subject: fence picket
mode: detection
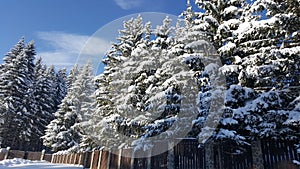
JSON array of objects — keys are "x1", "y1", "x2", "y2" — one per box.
[{"x1": 120, "y1": 148, "x2": 132, "y2": 169}]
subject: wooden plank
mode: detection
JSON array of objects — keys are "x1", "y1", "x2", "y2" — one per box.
[
  {"x1": 91, "y1": 151, "x2": 100, "y2": 169},
  {"x1": 27, "y1": 151, "x2": 42, "y2": 161},
  {"x1": 120, "y1": 148, "x2": 133, "y2": 169},
  {"x1": 51, "y1": 155, "x2": 55, "y2": 163},
  {"x1": 74, "y1": 153, "x2": 79, "y2": 164},
  {"x1": 97, "y1": 150, "x2": 103, "y2": 169},
  {"x1": 109, "y1": 149, "x2": 119, "y2": 169},
  {"x1": 99, "y1": 150, "x2": 109, "y2": 169},
  {"x1": 8, "y1": 150, "x2": 25, "y2": 159},
  {"x1": 55, "y1": 155, "x2": 59, "y2": 163},
  {"x1": 68, "y1": 154, "x2": 73, "y2": 164},
  {"x1": 44, "y1": 154, "x2": 52, "y2": 162},
  {"x1": 64, "y1": 154, "x2": 68, "y2": 164},
  {"x1": 79, "y1": 152, "x2": 85, "y2": 165},
  {"x1": 0, "y1": 152, "x2": 5, "y2": 160},
  {"x1": 57, "y1": 154, "x2": 61, "y2": 163}
]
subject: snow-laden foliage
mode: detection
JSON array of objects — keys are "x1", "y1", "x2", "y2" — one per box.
[
  {"x1": 186, "y1": 0, "x2": 300, "y2": 147},
  {"x1": 43, "y1": 62, "x2": 95, "y2": 152},
  {"x1": 76, "y1": 0, "x2": 300, "y2": 154},
  {"x1": 0, "y1": 38, "x2": 67, "y2": 151},
  {"x1": 87, "y1": 13, "x2": 225, "y2": 152},
  {"x1": 1, "y1": 0, "x2": 297, "y2": 158},
  {"x1": 0, "y1": 40, "x2": 38, "y2": 150}
]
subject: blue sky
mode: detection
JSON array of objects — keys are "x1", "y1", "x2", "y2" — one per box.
[{"x1": 0, "y1": 0, "x2": 186, "y2": 73}]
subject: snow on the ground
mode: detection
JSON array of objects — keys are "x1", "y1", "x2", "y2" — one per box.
[{"x1": 0, "y1": 158, "x2": 83, "y2": 169}]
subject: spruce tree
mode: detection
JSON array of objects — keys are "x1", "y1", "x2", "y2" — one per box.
[
  {"x1": 230, "y1": 0, "x2": 300, "y2": 142},
  {"x1": 43, "y1": 63, "x2": 95, "y2": 152},
  {"x1": 55, "y1": 68, "x2": 67, "y2": 108},
  {"x1": 0, "y1": 38, "x2": 26, "y2": 149},
  {"x1": 89, "y1": 15, "x2": 147, "y2": 149},
  {"x1": 0, "y1": 39, "x2": 37, "y2": 150},
  {"x1": 34, "y1": 58, "x2": 56, "y2": 150},
  {"x1": 66, "y1": 64, "x2": 79, "y2": 89}
]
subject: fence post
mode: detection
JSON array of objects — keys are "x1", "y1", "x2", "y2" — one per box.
[
  {"x1": 83, "y1": 151, "x2": 90, "y2": 168},
  {"x1": 53, "y1": 154, "x2": 56, "y2": 163},
  {"x1": 73, "y1": 153, "x2": 77, "y2": 164},
  {"x1": 97, "y1": 150, "x2": 103, "y2": 169},
  {"x1": 68, "y1": 153, "x2": 73, "y2": 164},
  {"x1": 90, "y1": 151, "x2": 95, "y2": 169},
  {"x1": 107, "y1": 151, "x2": 111, "y2": 169},
  {"x1": 40, "y1": 149, "x2": 45, "y2": 161},
  {"x1": 79, "y1": 152, "x2": 84, "y2": 165},
  {"x1": 167, "y1": 141, "x2": 174, "y2": 169},
  {"x1": 130, "y1": 150, "x2": 135, "y2": 169},
  {"x1": 51, "y1": 154, "x2": 54, "y2": 163},
  {"x1": 147, "y1": 150, "x2": 151, "y2": 169},
  {"x1": 4, "y1": 147, "x2": 10, "y2": 160},
  {"x1": 217, "y1": 143, "x2": 223, "y2": 169},
  {"x1": 205, "y1": 141, "x2": 215, "y2": 169},
  {"x1": 117, "y1": 149, "x2": 122, "y2": 169},
  {"x1": 60, "y1": 154, "x2": 63, "y2": 163},
  {"x1": 251, "y1": 139, "x2": 264, "y2": 169}
]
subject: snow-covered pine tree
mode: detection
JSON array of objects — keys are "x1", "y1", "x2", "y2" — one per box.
[
  {"x1": 173, "y1": 0, "x2": 247, "y2": 148},
  {"x1": 113, "y1": 16, "x2": 175, "y2": 141},
  {"x1": 55, "y1": 68, "x2": 67, "y2": 108},
  {"x1": 153, "y1": 16, "x2": 173, "y2": 49},
  {"x1": 43, "y1": 63, "x2": 95, "y2": 152},
  {"x1": 42, "y1": 64, "x2": 76, "y2": 152},
  {"x1": 66, "y1": 64, "x2": 79, "y2": 89},
  {"x1": 0, "y1": 39, "x2": 37, "y2": 150},
  {"x1": 0, "y1": 38, "x2": 26, "y2": 149},
  {"x1": 89, "y1": 15, "x2": 148, "y2": 149},
  {"x1": 230, "y1": 0, "x2": 300, "y2": 142},
  {"x1": 95, "y1": 15, "x2": 198, "y2": 152},
  {"x1": 42, "y1": 99, "x2": 71, "y2": 152},
  {"x1": 45, "y1": 66, "x2": 61, "y2": 113},
  {"x1": 21, "y1": 41, "x2": 42, "y2": 151},
  {"x1": 34, "y1": 58, "x2": 56, "y2": 150},
  {"x1": 69, "y1": 62, "x2": 96, "y2": 151}
]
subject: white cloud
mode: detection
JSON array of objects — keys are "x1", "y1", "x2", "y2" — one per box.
[
  {"x1": 114, "y1": 0, "x2": 143, "y2": 10},
  {"x1": 36, "y1": 31, "x2": 111, "y2": 72}
]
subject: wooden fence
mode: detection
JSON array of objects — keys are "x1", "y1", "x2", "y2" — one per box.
[
  {"x1": 0, "y1": 148, "x2": 52, "y2": 162},
  {"x1": 50, "y1": 139, "x2": 300, "y2": 169},
  {"x1": 0, "y1": 139, "x2": 298, "y2": 169}
]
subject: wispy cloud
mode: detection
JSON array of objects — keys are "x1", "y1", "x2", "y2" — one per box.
[
  {"x1": 114, "y1": 0, "x2": 143, "y2": 10},
  {"x1": 36, "y1": 31, "x2": 111, "y2": 72}
]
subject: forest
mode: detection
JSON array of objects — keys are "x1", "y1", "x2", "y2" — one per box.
[{"x1": 0, "y1": 0, "x2": 299, "y2": 166}]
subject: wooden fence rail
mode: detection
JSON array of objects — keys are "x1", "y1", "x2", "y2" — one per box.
[
  {"x1": 1, "y1": 139, "x2": 299, "y2": 169},
  {"x1": 51, "y1": 139, "x2": 300, "y2": 169}
]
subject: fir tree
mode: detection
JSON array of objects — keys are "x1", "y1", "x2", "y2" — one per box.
[
  {"x1": 0, "y1": 38, "x2": 26, "y2": 149},
  {"x1": 89, "y1": 15, "x2": 147, "y2": 149},
  {"x1": 43, "y1": 63, "x2": 95, "y2": 152},
  {"x1": 0, "y1": 39, "x2": 37, "y2": 150},
  {"x1": 230, "y1": 0, "x2": 300, "y2": 142},
  {"x1": 55, "y1": 68, "x2": 67, "y2": 108},
  {"x1": 66, "y1": 64, "x2": 79, "y2": 89},
  {"x1": 34, "y1": 58, "x2": 56, "y2": 150}
]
